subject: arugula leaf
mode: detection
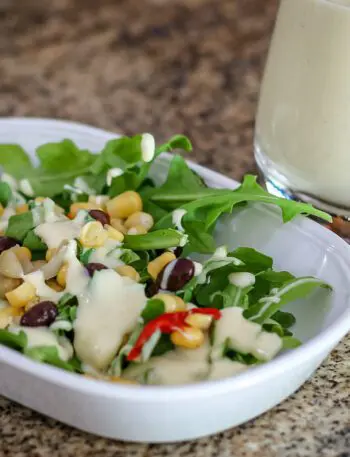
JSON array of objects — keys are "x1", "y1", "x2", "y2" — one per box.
[
  {"x1": 271, "y1": 310, "x2": 296, "y2": 329},
  {"x1": 0, "y1": 329, "x2": 27, "y2": 350},
  {"x1": 119, "y1": 249, "x2": 140, "y2": 265},
  {"x1": 123, "y1": 229, "x2": 185, "y2": 251},
  {"x1": 6, "y1": 211, "x2": 34, "y2": 242},
  {"x1": 24, "y1": 346, "x2": 79, "y2": 372},
  {"x1": 230, "y1": 248, "x2": 273, "y2": 273},
  {"x1": 0, "y1": 145, "x2": 33, "y2": 178},
  {"x1": 57, "y1": 294, "x2": 78, "y2": 322},
  {"x1": 36, "y1": 140, "x2": 95, "y2": 172},
  {"x1": 141, "y1": 299, "x2": 165, "y2": 323},
  {"x1": 245, "y1": 277, "x2": 331, "y2": 323},
  {"x1": 0, "y1": 182, "x2": 12, "y2": 207},
  {"x1": 282, "y1": 336, "x2": 302, "y2": 349},
  {"x1": 23, "y1": 230, "x2": 47, "y2": 251}
]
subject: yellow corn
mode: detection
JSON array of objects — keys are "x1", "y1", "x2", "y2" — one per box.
[
  {"x1": 147, "y1": 252, "x2": 176, "y2": 280},
  {"x1": 109, "y1": 376, "x2": 138, "y2": 385},
  {"x1": 13, "y1": 246, "x2": 32, "y2": 263},
  {"x1": 0, "y1": 276, "x2": 22, "y2": 299},
  {"x1": 0, "y1": 203, "x2": 4, "y2": 217},
  {"x1": 127, "y1": 225, "x2": 148, "y2": 235},
  {"x1": 46, "y1": 248, "x2": 58, "y2": 262},
  {"x1": 153, "y1": 293, "x2": 186, "y2": 313},
  {"x1": 46, "y1": 279, "x2": 64, "y2": 292},
  {"x1": 115, "y1": 265, "x2": 140, "y2": 282},
  {"x1": 170, "y1": 326, "x2": 204, "y2": 349},
  {"x1": 5, "y1": 282, "x2": 37, "y2": 308},
  {"x1": 0, "y1": 306, "x2": 21, "y2": 329},
  {"x1": 110, "y1": 218, "x2": 127, "y2": 234},
  {"x1": 105, "y1": 225, "x2": 124, "y2": 242},
  {"x1": 185, "y1": 313, "x2": 213, "y2": 330},
  {"x1": 57, "y1": 264, "x2": 68, "y2": 287},
  {"x1": 125, "y1": 212, "x2": 154, "y2": 231},
  {"x1": 79, "y1": 221, "x2": 108, "y2": 248},
  {"x1": 106, "y1": 191, "x2": 143, "y2": 219},
  {"x1": 69, "y1": 202, "x2": 102, "y2": 219},
  {"x1": 16, "y1": 204, "x2": 29, "y2": 214}
]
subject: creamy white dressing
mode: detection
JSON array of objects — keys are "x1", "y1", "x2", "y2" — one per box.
[
  {"x1": 50, "y1": 320, "x2": 73, "y2": 332},
  {"x1": 9, "y1": 325, "x2": 73, "y2": 361},
  {"x1": 74, "y1": 269, "x2": 147, "y2": 370},
  {"x1": 212, "y1": 307, "x2": 282, "y2": 362},
  {"x1": 172, "y1": 209, "x2": 187, "y2": 231},
  {"x1": 160, "y1": 260, "x2": 176, "y2": 290},
  {"x1": 88, "y1": 239, "x2": 124, "y2": 269},
  {"x1": 209, "y1": 359, "x2": 248, "y2": 380},
  {"x1": 140, "y1": 133, "x2": 155, "y2": 163},
  {"x1": 74, "y1": 177, "x2": 95, "y2": 195},
  {"x1": 106, "y1": 168, "x2": 124, "y2": 186},
  {"x1": 193, "y1": 261, "x2": 203, "y2": 277},
  {"x1": 23, "y1": 270, "x2": 63, "y2": 302},
  {"x1": 124, "y1": 339, "x2": 211, "y2": 385},
  {"x1": 19, "y1": 179, "x2": 34, "y2": 197},
  {"x1": 1, "y1": 173, "x2": 18, "y2": 191},
  {"x1": 64, "y1": 241, "x2": 90, "y2": 296},
  {"x1": 229, "y1": 272, "x2": 255, "y2": 288}
]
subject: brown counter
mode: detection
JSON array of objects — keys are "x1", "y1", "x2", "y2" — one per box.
[{"x1": 0, "y1": 1, "x2": 349, "y2": 455}]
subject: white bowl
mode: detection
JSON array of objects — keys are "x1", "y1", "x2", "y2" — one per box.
[{"x1": 0, "y1": 118, "x2": 350, "y2": 443}]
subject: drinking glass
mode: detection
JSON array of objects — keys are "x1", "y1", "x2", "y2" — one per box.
[{"x1": 255, "y1": 0, "x2": 350, "y2": 216}]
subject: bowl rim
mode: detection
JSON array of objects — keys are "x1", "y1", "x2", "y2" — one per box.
[{"x1": 1, "y1": 117, "x2": 350, "y2": 402}]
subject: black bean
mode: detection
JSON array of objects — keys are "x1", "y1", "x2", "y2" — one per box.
[
  {"x1": 157, "y1": 258, "x2": 195, "y2": 291},
  {"x1": 85, "y1": 262, "x2": 108, "y2": 277},
  {"x1": 0, "y1": 236, "x2": 19, "y2": 254},
  {"x1": 20, "y1": 301, "x2": 58, "y2": 327},
  {"x1": 145, "y1": 280, "x2": 159, "y2": 298},
  {"x1": 89, "y1": 209, "x2": 110, "y2": 226}
]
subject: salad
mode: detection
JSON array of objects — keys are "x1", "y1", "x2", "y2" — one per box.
[{"x1": 0, "y1": 134, "x2": 332, "y2": 385}]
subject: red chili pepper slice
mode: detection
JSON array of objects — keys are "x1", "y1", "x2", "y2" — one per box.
[{"x1": 127, "y1": 308, "x2": 221, "y2": 361}]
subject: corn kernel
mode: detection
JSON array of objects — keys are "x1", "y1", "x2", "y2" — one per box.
[
  {"x1": 0, "y1": 306, "x2": 21, "y2": 329},
  {"x1": 106, "y1": 191, "x2": 143, "y2": 219},
  {"x1": 0, "y1": 203, "x2": 4, "y2": 217},
  {"x1": 147, "y1": 252, "x2": 176, "y2": 280},
  {"x1": 170, "y1": 326, "x2": 204, "y2": 349},
  {"x1": 6, "y1": 282, "x2": 37, "y2": 308},
  {"x1": 185, "y1": 313, "x2": 213, "y2": 330},
  {"x1": 127, "y1": 225, "x2": 148, "y2": 235},
  {"x1": 13, "y1": 246, "x2": 32, "y2": 263},
  {"x1": 109, "y1": 376, "x2": 138, "y2": 385},
  {"x1": 0, "y1": 276, "x2": 22, "y2": 299},
  {"x1": 16, "y1": 204, "x2": 29, "y2": 214},
  {"x1": 110, "y1": 218, "x2": 127, "y2": 234},
  {"x1": 46, "y1": 279, "x2": 64, "y2": 292},
  {"x1": 153, "y1": 293, "x2": 186, "y2": 313},
  {"x1": 69, "y1": 202, "x2": 102, "y2": 219},
  {"x1": 115, "y1": 265, "x2": 140, "y2": 282},
  {"x1": 79, "y1": 221, "x2": 108, "y2": 248},
  {"x1": 46, "y1": 248, "x2": 58, "y2": 262},
  {"x1": 57, "y1": 264, "x2": 68, "y2": 287},
  {"x1": 125, "y1": 212, "x2": 154, "y2": 231},
  {"x1": 105, "y1": 225, "x2": 124, "y2": 242}
]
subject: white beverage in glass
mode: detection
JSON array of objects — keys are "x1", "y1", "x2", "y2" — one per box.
[{"x1": 255, "y1": 0, "x2": 350, "y2": 216}]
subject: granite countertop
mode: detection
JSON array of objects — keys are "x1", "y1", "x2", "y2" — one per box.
[{"x1": 0, "y1": 0, "x2": 349, "y2": 456}]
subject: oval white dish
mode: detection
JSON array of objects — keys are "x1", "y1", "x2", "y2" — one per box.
[{"x1": 0, "y1": 118, "x2": 349, "y2": 443}]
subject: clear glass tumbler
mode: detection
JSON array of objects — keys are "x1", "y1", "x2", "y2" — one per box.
[{"x1": 255, "y1": 0, "x2": 350, "y2": 216}]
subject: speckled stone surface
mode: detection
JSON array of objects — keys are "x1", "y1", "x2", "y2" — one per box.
[{"x1": 0, "y1": 1, "x2": 349, "y2": 456}]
